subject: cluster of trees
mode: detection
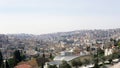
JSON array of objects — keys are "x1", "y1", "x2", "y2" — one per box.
[
  {"x1": 0, "y1": 50, "x2": 25, "y2": 68},
  {"x1": 92, "y1": 39, "x2": 120, "y2": 68},
  {"x1": 36, "y1": 50, "x2": 54, "y2": 68},
  {"x1": 110, "y1": 38, "x2": 120, "y2": 47},
  {"x1": 47, "y1": 59, "x2": 91, "y2": 68},
  {"x1": 59, "y1": 61, "x2": 71, "y2": 68},
  {"x1": 46, "y1": 61, "x2": 72, "y2": 68},
  {"x1": 71, "y1": 59, "x2": 82, "y2": 68},
  {"x1": 69, "y1": 45, "x2": 120, "y2": 68}
]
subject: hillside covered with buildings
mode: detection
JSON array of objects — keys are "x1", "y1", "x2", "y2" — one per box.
[{"x1": 0, "y1": 28, "x2": 120, "y2": 68}]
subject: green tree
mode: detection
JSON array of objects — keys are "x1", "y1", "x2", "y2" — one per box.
[
  {"x1": 0, "y1": 50, "x2": 3, "y2": 68},
  {"x1": 107, "y1": 55, "x2": 113, "y2": 64},
  {"x1": 117, "y1": 41, "x2": 120, "y2": 48},
  {"x1": 93, "y1": 57, "x2": 99, "y2": 68},
  {"x1": 41, "y1": 52, "x2": 45, "y2": 68},
  {"x1": 13, "y1": 50, "x2": 22, "y2": 66},
  {"x1": 83, "y1": 59, "x2": 90, "y2": 66},
  {"x1": 71, "y1": 60, "x2": 82, "y2": 68},
  {"x1": 5, "y1": 60, "x2": 10, "y2": 68},
  {"x1": 8, "y1": 58, "x2": 15, "y2": 68},
  {"x1": 36, "y1": 57, "x2": 49, "y2": 68},
  {"x1": 49, "y1": 53, "x2": 52, "y2": 58},
  {"x1": 93, "y1": 49, "x2": 100, "y2": 68},
  {"x1": 97, "y1": 48, "x2": 104, "y2": 57},
  {"x1": 59, "y1": 61, "x2": 71, "y2": 68},
  {"x1": 100, "y1": 56, "x2": 107, "y2": 68}
]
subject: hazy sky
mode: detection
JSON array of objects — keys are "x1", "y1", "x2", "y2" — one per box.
[{"x1": 0, "y1": 0, "x2": 120, "y2": 34}]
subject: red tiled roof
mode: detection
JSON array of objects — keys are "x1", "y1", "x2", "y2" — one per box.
[{"x1": 15, "y1": 64, "x2": 32, "y2": 68}]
